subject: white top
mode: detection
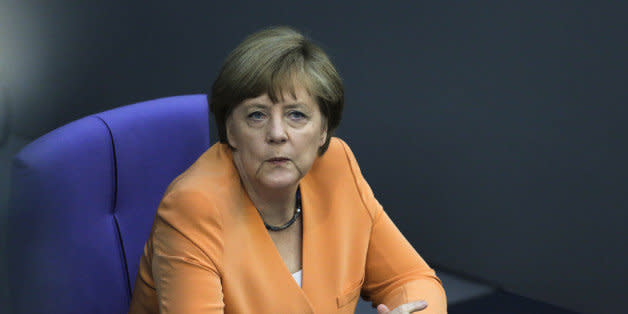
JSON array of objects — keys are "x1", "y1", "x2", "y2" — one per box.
[{"x1": 291, "y1": 269, "x2": 303, "y2": 287}]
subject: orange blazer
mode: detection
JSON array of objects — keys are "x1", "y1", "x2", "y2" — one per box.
[{"x1": 129, "y1": 137, "x2": 447, "y2": 313}]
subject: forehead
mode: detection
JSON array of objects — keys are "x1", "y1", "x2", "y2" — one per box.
[{"x1": 240, "y1": 85, "x2": 316, "y2": 108}]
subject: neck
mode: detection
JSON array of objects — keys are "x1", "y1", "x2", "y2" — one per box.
[{"x1": 242, "y1": 180, "x2": 299, "y2": 226}]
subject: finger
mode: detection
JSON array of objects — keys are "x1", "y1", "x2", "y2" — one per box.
[
  {"x1": 377, "y1": 304, "x2": 390, "y2": 313},
  {"x1": 401, "y1": 300, "x2": 428, "y2": 313}
]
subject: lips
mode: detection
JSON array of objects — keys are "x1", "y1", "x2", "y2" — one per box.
[{"x1": 267, "y1": 157, "x2": 289, "y2": 162}]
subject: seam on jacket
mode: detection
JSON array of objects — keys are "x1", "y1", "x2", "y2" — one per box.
[
  {"x1": 339, "y1": 139, "x2": 377, "y2": 223},
  {"x1": 91, "y1": 115, "x2": 132, "y2": 303},
  {"x1": 152, "y1": 252, "x2": 221, "y2": 277}
]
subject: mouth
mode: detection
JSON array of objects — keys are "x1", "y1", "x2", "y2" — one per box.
[{"x1": 267, "y1": 157, "x2": 290, "y2": 164}]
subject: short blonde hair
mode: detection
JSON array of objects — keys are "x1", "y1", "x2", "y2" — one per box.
[{"x1": 209, "y1": 26, "x2": 344, "y2": 155}]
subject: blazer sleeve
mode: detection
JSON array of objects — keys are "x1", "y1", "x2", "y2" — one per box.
[
  {"x1": 339, "y1": 139, "x2": 448, "y2": 313},
  {"x1": 150, "y1": 190, "x2": 225, "y2": 313}
]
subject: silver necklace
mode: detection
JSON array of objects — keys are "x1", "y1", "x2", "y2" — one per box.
[{"x1": 256, "y1": 188, "x2": 301, "y2": 232}]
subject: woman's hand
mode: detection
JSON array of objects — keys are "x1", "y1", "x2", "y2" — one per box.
[{"x1": 377, "y1": 300, "x2": 428, "y2": 313}]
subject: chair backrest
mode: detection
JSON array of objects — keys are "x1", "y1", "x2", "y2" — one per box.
[{"x1": 7, "y1": 95, "x2": 212, "y2": 313}]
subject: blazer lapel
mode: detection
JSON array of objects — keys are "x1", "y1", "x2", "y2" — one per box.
[
  {"x1": 241, "y1": 183, "x2": 315, "y2": 313},
  {"x1": 300, "y1": 172, "x2": 337, "y2": 311}
]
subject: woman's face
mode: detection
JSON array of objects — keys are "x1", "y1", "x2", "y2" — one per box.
[{"x1": 226, "y1": 85, "x2": 327, "y2": 192}]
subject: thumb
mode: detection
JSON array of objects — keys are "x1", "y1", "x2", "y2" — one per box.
[{"x1": 377, "y1": 304, "x2": 390, "y2": 313}]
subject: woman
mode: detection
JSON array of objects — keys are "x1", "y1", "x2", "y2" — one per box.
[{"x1": 129, "y1": 26, "x2": 447, "y2": 313}]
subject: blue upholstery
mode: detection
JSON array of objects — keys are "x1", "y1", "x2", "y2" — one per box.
[{"x1": 7, "y1": 95, "x2": 211, "y2": 313}]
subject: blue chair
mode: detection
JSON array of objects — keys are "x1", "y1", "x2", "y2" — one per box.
[{"x1": 7, "y1": 95, "x2": 213, "y2": 313}]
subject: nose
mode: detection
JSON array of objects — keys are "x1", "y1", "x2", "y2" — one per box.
[{"x1": 266, "y1": 114, "x2": 288, "y2": 144}]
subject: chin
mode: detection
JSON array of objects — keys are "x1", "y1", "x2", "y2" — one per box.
[{"x1": 260, "y1": 174, "x2": 300, "y2": 190}]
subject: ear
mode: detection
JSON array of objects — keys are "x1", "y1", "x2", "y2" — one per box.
[
  {"x1": 225, "y1": 117, "x2": 238, "y2": 149},
  {"x1": 319, "y1": 121, "x2": 328, "y2": 147}
]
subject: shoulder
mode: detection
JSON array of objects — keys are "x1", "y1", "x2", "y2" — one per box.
[
  {"x1": 156, "y1": 142, "x2": 238, "y2": 227},
  {"x1": 307, "y1": 137, "x2": 380, "y2": 220},
  {"x1": 163, "y1": 142, "x2": 239, "y2": 201},
  {"x1": 310, "y1": 137, "x2": 363, "y2": 181},
  {"x1": 147, "y1": 145, "x2": 233, "y2": 263},
  {"x1": 313, "y1": 137, "x2": 357, "y2": 169}
]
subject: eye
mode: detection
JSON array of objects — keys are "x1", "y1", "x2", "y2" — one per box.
[
  {"x1": 247, "y1": 111, "x2": 266, "y2": 121},
  {"x1": 288, "y1": 111, "x2": 306, "y2": 120}
]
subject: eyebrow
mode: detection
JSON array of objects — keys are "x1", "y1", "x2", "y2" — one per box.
[
  {"x1": 246, "y1": 103, "x2": 269, "y2": 110},
  {"x1": 244, "y1": 102, "x2": 309, "y2": 110},
  {"x1": 284, "y1": 103, "x2": 309, "y2": 109}
]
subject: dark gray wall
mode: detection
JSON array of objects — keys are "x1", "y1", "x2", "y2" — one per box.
[{"x1": 2, "y1": 1, "x2": 626, "y2": 313}]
